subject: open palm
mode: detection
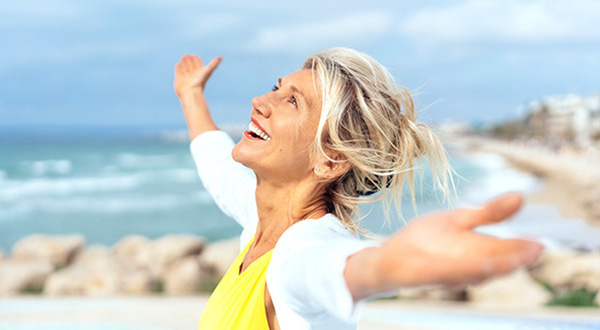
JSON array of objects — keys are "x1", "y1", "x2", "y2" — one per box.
[
  {"x1": 174, "y1": 55, "x2": 222, "y2": 97},
  {"x1": 378, "y1": 194, "x2": 544, "y2": 288}
]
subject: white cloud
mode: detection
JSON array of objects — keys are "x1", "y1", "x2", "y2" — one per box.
[
  {"x1": 0, "y1": 0, "x2": 87, "y2": 28},
  {"x1": 401, "y1": 0, "x2": 600, "y2": 44},
  {"x1": 247, "y1": 11, "x2": 394, "y2": 53}
]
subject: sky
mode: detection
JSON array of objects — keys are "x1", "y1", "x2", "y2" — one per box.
[{"x1": 1, "y1": 0, "x2": 599, "y2": 130}]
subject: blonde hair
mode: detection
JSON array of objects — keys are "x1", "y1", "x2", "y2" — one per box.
[{"x1": 303, "y1": 47, "x2": 453, "y2": 233}]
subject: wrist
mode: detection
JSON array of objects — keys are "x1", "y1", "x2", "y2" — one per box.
[{"x1": 177, "y1": 86, "x2": 204, "y2": 99}]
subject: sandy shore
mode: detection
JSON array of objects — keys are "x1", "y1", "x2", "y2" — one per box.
[
  {"x1": 1, "y1": 296, "x2": 599, "y2": 330},
  {"x1": 462, "y1": 137, "x2": 600, "y2": 228},
  {"x1": 447, "y1": 136, "x2": 600, "y2": 252}
]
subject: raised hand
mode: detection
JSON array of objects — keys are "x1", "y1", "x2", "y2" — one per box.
[
  {"x1": 174, "y1": 55, "x2": 222, "y2": 97},
  {"x1": 346, "y1": 194, "x2": 545, "y2": 300},
  {"x1": 173, "y1": 54, "x2": 222, "y2": 140}
]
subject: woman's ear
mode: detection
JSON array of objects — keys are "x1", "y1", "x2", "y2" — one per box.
[{"x1": 313, "y1": 152, "x2": 351, "y2": 180}]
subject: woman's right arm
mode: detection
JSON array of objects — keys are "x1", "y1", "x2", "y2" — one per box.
[{"x1": 174, "y1": 54, "x2": 222, "y2": 141}]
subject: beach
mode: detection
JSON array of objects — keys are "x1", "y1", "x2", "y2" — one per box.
[
  {"x1": 2, "y1": 135, "x2": 600, "y2": 328},
  {"x1": 1, "y1": 296, "x2": 599, "y2": 330}
]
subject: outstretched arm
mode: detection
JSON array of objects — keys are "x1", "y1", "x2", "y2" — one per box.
[
  {"x1": 345, "y1": 194, "x2": 544, "y2": 301},
  {"x1": 174, "y1": 54, "x2": 223, "y2": 141}
]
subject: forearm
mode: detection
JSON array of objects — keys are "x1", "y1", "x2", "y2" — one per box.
[
  {"x1": 344, "y1": 246, "x2": 390, "y2": 302},
  {"x1": 178, "y1": 89, "x2": 219, "y2": 141},
  {"x1": 345, "y1": 244, "x2": 430, "y2": 302}
]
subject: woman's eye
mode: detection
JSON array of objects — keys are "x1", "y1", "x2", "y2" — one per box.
[
  {"x1": 290, "y1": 96, "x2": 297, "y2": 107},
  {"x1": 272, "y1": 85, "x2": 279, "y2": 92}
]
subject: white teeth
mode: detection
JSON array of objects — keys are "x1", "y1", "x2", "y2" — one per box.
[{"x1": 248, "y1": 122, "x2": 271, "y2": 141}]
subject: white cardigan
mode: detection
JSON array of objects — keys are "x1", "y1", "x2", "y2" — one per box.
[{"x1": 190, "y1": 130, "x2": 378, "y2": 330}]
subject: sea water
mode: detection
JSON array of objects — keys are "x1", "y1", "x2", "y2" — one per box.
[{"x1": 0, "y1": 127, "x2": 545, "y2": 251}]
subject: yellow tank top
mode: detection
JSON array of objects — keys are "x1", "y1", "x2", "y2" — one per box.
[{"x1": 198, "y1": 237, "x2": 273, "y2": 329}]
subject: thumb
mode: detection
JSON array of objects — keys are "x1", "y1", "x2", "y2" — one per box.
[
  {"x1": 206, "y1": 56, "x2": 223, "y2": 75},
  {"x1": 456, "y1": 193, "x2": 524, "y2": 229}
]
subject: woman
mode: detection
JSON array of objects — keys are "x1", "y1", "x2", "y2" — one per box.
[{"x1": 174, "y1": 48, "x2": 543, "y2": 330}]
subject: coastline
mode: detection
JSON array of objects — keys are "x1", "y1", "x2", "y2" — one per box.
[
  {"x1": 447, "y1": 135, "x2": 600, "y2": 252},
  {"x1": 461, "y1": 136, "x2": 600, "y2": 228},
  {"x1": 1, "y1": 135, "x2": 599, "y2": 329}
]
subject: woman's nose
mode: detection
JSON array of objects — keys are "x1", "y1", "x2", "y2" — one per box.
[{"x1": 251, "y1": 94, "x2": 272, "y2": 118}]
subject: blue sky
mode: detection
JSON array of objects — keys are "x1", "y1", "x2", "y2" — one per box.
[{"x1": 1, "y1": 0, "x2": 599, "y2": 129}]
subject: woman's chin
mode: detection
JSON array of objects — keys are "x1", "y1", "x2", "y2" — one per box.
[{"x1": 232, "y1": 142, "x2": 258, "y2": 169}]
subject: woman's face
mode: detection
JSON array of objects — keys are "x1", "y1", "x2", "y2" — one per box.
[{"x1": 232, "y1": 69, "x2": 322, "y2": 181}]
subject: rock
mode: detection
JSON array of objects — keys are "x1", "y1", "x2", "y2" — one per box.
[
  {"x1": 151, "y1": 235, "x2": 206, "y2": 279},
  {"x1": 530, "y1": 250, "x2": 600, "y2": 292},
  {"x1": 114, "y1": 235, "x2": 153, "y2": 271},
  {"x1": 122, "y1": 270, "x2": 155, "y2": 294},
  {"x1": 529, "y1": 249, "x2": 577, "y2": 289},
  {"x1": 43, "y1": 267, "x2": 86, "y2": 295},
  {"x1": 467, "y1": 269, "x2": 552, "y2": 307},
  {"x1": 397, "y1": 285, "x2": 465, "y2": 301},
  {"x1": 73, "y1": 245, "x2": 112, "y2": 264},
  {"x1": 163, "y1": 256, "x2": 207, "y2": 294},
  {"x1": 199, "y1": 237, "x2": 240, "y2": 279},
  {"x1": 0, "y1": 258, "x2": 54, "y2": 295},
  {"x1": 12, "y1": 234, "x2": 85, "y2": 268},
  {"x1": 44, "y1": 245, "x2": 153, "y2": 296}
]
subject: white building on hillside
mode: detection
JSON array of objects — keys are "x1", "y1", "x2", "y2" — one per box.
[{"x1": 526, "y1": 94, "x2": 600, "y2": 148}]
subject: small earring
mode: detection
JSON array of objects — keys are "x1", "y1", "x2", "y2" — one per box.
[{"x1": 314, "y1": 167, "x2": 320, "y2": 173}]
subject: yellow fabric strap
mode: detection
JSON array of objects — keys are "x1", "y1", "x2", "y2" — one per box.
[{"x1": 198, "y1": 237, "x2": 273, "y2": 329}]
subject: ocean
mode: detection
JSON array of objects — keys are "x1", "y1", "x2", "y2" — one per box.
[{"x1": 0, "y1": 127, "x2": 546, "y2": 251}]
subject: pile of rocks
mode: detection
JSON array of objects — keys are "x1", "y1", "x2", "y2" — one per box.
[
  {"x1": 0, "y1": 234, "x2": 239, "y2": 296},
  {"x1": 2, "y1": 234, "x2": 598, "y2": 308},
  {"x1": 397, "y1": 248, "x2": 600, "y2": 307}
]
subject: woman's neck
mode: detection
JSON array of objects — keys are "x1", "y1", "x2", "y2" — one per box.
[{"x1": 252, "y1": 176, "x2": 328, "y2": 248}]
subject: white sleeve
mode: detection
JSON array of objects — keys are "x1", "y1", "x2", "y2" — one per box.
[
  {"x1": 268, "y1": 218, "x2": 380, "y2": 325},
  {"x1": 189, "y1": 130, "x2": 257, "y2": 230}
]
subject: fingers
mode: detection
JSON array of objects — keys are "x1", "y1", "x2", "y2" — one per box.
[
  {"x1": 176, "y1": 54, "x2": 220, "y2": 73},
  {"x1": 455, "y1": 193, "x2": 524, "y2": 229},
  {"x1": 434, "y1": 239, "x2": 544, "y2": 285}
]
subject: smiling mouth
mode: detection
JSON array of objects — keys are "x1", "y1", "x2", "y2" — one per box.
[{"x1": 247, "y1": 121, "x2": 271, "y2": 141}]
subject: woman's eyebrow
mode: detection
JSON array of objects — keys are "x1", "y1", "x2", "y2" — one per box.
[{"x1": 279, "y1": 77, "x2": 310, "y2": 107}]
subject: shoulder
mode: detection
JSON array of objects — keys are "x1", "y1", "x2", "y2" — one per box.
[
  {"x1": 285, "y1": 214, "x2": 356, "y2": 240},
  {"x1": 271, "y1": 214, "x2": 360, "y2": 260}
]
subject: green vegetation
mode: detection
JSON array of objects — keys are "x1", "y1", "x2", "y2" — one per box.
[
  {"x1": 546, "y1": 288, "x2": 598, "y2": 308},
  {"x1": 537, "y1": 280, "x2": 598, "y2": 308},
  {"x1": 19, "y1": 286, "x2": 43, "y2": 295},
  {"x1": 150, "y1": 280, "x2": 164, "y2": 294},
  {"x1": 198, "y1": 277, "x2": 220, "y2": 293}
]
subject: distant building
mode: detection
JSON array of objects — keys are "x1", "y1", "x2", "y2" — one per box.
[{"x1": 526, "y1": 94, "x2": 600, "y2": 148}]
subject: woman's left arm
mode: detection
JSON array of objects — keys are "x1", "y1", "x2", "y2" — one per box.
[{"x1": 344, "y1": 193, "x2": 544, "y2": 301}]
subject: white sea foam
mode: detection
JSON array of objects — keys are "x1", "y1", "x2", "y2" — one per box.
[
  {"x1": 0, "y1": 167, "x2": 200, "y2": 202},
  {"x1": 0, "y1": 190, "x2": 213, "y2": 221},
  {"x1": 19, "y1": 159, "x2": 73, "y2": 176},
  {"x1": 459, "y1": 152, "x2": 600, "y2": 250},
  {"x1": 116, "y1": 153, "x2": 183, "y2": 169},
  {"x1": 0, "y1": 175, "x2": 142, "y2": 201},
  {"x1": 136, "y1": 169, "x2": 198, "y2": 183},
  {"x1": 459, "y1": 152, "x2": 541, "y2": 206}
]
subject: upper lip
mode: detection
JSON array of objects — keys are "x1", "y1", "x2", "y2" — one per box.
[{"x1": 251, "y1": 117, "x2": 270, "y2": 137}]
